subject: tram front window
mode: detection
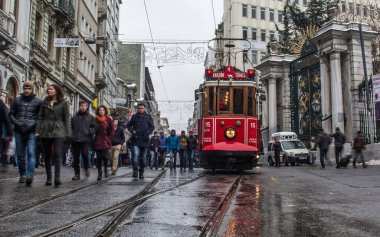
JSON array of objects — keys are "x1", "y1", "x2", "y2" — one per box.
[
  {"x1": 219, "y1": 87, "x2": 230, "y2": 113},
  {"x1": 208, "y1": 87, "x2": 215, "y2": 115},
  {"x1": 248, "y1": 87, "x2": 253, "y2": 116},
  {"x1": 233, "y1": 89, "x2": 244, "y2": 114}
]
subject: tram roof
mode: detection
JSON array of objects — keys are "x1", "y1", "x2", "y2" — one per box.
[{"x1": 202, "y1": 80, "x2": 257, "y2": 87}]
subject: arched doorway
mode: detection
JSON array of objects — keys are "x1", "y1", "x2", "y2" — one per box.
[{"x1": 5, "y1": 77, "x2": 18, "y2": 106}]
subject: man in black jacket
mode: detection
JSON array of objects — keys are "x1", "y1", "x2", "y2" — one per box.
[
  {"x1": 127, "y1": 103, "x2": 154, "y2": 179},
  {"x1": 71, "y1": 101, "x2": 96, "y2": 180},
  {"x1": 9, "y1": 81, "x2": 42, "y2": 185},
  {"x1": 186, "y1": 131, "x2": 197, "y2": 170},
  {"x1": 149, "y1": 131, "x2": 159, "y2": 169},
  {"x1": 317, "y1": 128, "x2": 332, "y2": 168},
  {"x1": 331, "y1": 127, "x2": 346, "y2": 168},
  {"x1": 1, "y1": 98, "x2": 13, "y2": 166}
]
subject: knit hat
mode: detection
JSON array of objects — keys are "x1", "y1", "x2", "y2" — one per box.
[{"x1": 23, "y1": 81, "x2": 34, "y2": 89}]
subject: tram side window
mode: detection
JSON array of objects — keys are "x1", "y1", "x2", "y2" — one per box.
[
  {"x1": 233, "y1": 89, "x2": 244, "y2": 114},
  {"x1": 219, "y1": 87, "x2": 230, "y2": 114},
  {"x1": 248, "y1": 87, "x2": 253, "y2": 116},
  {"x1": 208, "y1": 87, "x2": 215, "y2": 115}
]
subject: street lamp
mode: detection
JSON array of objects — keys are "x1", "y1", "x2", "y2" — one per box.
[{"x1": 311, "y1": 99, "x2": 321, "y2": 113}]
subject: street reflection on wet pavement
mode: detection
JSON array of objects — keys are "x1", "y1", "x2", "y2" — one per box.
[{"x1": 1, "y1": 165, "x2": 380, "y2": 236}]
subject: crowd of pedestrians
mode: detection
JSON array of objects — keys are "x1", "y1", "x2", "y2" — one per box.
[
  {"x1": 0, "y1": 83, "x2": 200, "y2": 188},
  {"x1": 316, "y1": 127, "x2": 368, "y2": 169}
]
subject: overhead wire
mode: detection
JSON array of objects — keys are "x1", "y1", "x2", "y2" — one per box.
[
  {"x1": 211, "y1": 0, "x2": 218, "y2": 30},
  {"x1": 143, "y1": 0, "x2": 170, "y2": 102}
]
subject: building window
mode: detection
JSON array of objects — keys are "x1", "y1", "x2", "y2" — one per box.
[
  {"x1": 356, "y1": 5, "x2": 360, "y2": 15},
  {"x1": 363, "y1": 6, "x2": 368, "y2": 17},
  {"x1": 251, "y1": 6, "x2": 256, "y2": 19},
  {"x1": 66, "y1": 48, "x2": 71, "y2": 70},
  {"x1": 303, "y1": 0, "x2": 307, "y2": 5},
  {"x1": 342, "y1": 2, "x2": 346, "y2": 12},
  {"x1": 0, "y1": 0, "x2": 4, "y2": 10},
  {"x1": 252, "y1": 50, "x2": 258, "y2": 65},
  {"x1": 242, "y1": 26, "x2": 248, "y2": 39},
  {"x1": 34, "y1": 13, "x2": 42, "y2": 44},
  {"x1": 261, "y1": 31, "x2": 266, "y2": 42},
  {"x1": 47, "y1": 27, "x2": 54, "y2": 57},
  {"x1": 56, "y1": 48, "x2": 61, "y2": 65},
  {"x1": 242, "y1": 4, "x2": 247, "y2": 17},
  {"x1": 261, "y1": 8, "x2": 265, "y2": 20},
  {"x1": 278, "y1": 11, "x2": 283, "y2": 23},
  {"x1": 270, "y1": 31, "x2": 275, "y2": 41},
  {"x1": 295, "y1": 0, "x2": 299, "y2": 4},
  {"x1": 269, "y1": 9, "x2": 274, "y2": 22},
  {"x1": 252, "y1": 28, "x2": 257, "y2": 41}
]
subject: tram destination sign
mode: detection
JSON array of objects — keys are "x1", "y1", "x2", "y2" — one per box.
[{"x1": 205, "y1": 66, "x2": 254, "y2": 80}]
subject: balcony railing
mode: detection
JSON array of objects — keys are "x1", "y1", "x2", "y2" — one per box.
[
  {"x1": 53, "y1": 0, "x2": 75, "y2": 22},
  {"x1": 0, "y1": 10, "x2": 16, "y2": 38}
]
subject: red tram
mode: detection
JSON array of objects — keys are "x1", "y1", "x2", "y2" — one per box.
[{"x1": 198, "y1": 65, "x2": 261, "y2": 170}]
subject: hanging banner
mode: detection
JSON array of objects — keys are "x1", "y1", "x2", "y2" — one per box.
[
  {"x1": 54, "y1": 38, "x2": 80, "y2": 47},
  {"x1": 373, "y1": 74, "x2": 380, "y2": 120}
]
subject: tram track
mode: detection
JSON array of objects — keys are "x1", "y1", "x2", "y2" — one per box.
[
  {"x1": 198, "y1": 174, "x2": 242, "y2": 237},
  {"x1": 0, "y1": 171, "x2": 134, "y2": 219},
  {"x1": 34, "y1": 170, "x2": 208, "y2": 237}
]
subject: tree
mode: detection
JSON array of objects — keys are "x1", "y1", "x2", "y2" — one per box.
[
  {"x1": 275, "y1": 0, "x2": 331, "y2": 55},
  {"x1": 275, "y1": 0, "x2": 293, "y2": 54}
]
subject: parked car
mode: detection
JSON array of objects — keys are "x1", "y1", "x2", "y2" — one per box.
[{"x1": 266, "y1": 132, "x2": 311, "y2": 166}]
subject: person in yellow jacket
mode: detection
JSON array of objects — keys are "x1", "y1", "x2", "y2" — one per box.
[{"x1": 179, "y1": 131, "x2": 188, "y2": 170}]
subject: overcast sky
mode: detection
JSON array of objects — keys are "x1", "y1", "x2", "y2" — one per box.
[{"x1": 119, "y1": 0, "x2": 223, "y2": 132}]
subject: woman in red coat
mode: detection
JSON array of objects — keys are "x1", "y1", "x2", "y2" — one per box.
[{"x1": 94, "y1": 105, "x2": 114, "y2": 180}]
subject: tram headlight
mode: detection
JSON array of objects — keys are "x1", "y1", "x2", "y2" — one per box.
[{"x1": 224, "y1": 127, "x2": 237, "y2": 140}]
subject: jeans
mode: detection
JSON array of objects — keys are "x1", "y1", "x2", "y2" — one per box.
[
  {"x1": 179, "y1": 149, "x2": 187, "y2": 168},
  {"x1": 133, "y1": 146, "x2": 148, "y2": 173},
  {"x1": 72, "y1": 142, "x2": 90, "y2": 175},
  {"x1": 320, "y1": 149, "x2": 328, "y2": 168},
  {"x1": 150, "y1": 151, "x2": 158, "y2": 168},
  {"x1": 335, "y1": 147, "x2": 343, "y2": 167},
  {"x1": 353, "y1": 150, "x2": 366, "y2": 167},
  {"x1": 158, "y1": 149, "x2": 166, "y2": 167},
  {"x1": 167, "y1": 150, "x2": 178, "y2": 168},
  {"x1": 15, "y1": 132, "x2": 36, "y2": 177},
  {"x1": 187, "y1": 149, "x2": 195, "y2": 169}
]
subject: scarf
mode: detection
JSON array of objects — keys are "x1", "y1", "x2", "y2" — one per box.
[{"x1": 97, "y1": 116, "x2": 107, "y2": 123}]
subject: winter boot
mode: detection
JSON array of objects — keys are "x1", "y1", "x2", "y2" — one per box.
[
  {"x1": 104, "y1": 167, "x2": 109, "y2": 178},
  {"x1": 25, "y1": 176, "x2": 33, "y2": 186},
  {"x1": 72, "y1": 174, "x2": 80, "y2": 180},
  {"x1": 139, "y1": 171, "x2": 144, "y2": 179},
  {"x1": 97, "y1": 169, "x2": 102, "y2": 181},
  {"x1": 132, "y1": 170, "x2": 138, "y2": 178}
]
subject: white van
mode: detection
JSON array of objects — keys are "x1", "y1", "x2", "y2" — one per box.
[{"x1": 266, "y1": 132, "x2": 311, "y2": 166}]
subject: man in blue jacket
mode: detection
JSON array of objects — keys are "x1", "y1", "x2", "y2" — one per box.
[
  {"x1": 166, "y1": 129, "x2": 179, "y2": 170},
  {"x1": 127, "y1": 103, "x2": 154, "y2": 179}
]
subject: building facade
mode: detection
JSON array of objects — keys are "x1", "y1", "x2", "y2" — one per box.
[
  {"x1": 0, "y1": 0, "x2": 31, "y2": 106},
  {"x1": 96, "y1": 0, "x2": 122, "y2": 108},
  {"x1": 29, "y1": 0, "x2": 79, "y2": 113},
  {"x1": 222, "y1": 0, "x2": 310, "y2": 69}
]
